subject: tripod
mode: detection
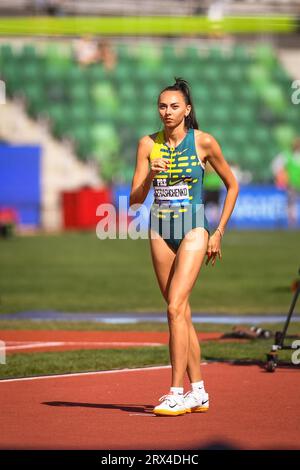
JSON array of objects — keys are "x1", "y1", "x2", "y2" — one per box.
[{"x1": 265, "y1": 267, "x2": 300, "y2": 372}]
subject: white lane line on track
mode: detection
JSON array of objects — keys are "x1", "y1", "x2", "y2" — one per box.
[
  {"x1": 5, "y1": 342, "x2": 65, "y2": 351},
  {"x1": 0, "y1": 365, "x2": 173, "y2": 383},
  {"x1": 4, "y1": 341, "x2": 165, "y2": 351}
]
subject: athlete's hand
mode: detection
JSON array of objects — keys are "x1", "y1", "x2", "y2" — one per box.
[
  {"x1": 205, "y1": 231, "x2": 222, "y2": 267},
  {"x1": 150, "y1": 158, "x2": 170, "y2": 175}
]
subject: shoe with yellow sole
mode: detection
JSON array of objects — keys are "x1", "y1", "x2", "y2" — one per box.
[
  {"x1": 184, "y1": 390, "x2": 209, "y2": 413},
  {"x1": 153, "y1": 392, "x2": 186, "y2": 416}
]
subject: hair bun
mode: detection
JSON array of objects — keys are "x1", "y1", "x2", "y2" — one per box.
[{"x1": 174, "y1": 77, "x2": 188, "y2": 88}]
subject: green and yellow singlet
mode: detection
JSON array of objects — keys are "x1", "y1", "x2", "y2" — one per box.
[{"x1": 148, "y1": 128, "x2": 210, "y2": 252}]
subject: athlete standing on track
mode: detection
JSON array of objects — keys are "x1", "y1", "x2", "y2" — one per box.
[{"x1": 130, "y1": 77, "x2": 239, "y2": 416}]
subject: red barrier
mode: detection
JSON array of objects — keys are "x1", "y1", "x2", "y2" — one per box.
[
  {"x1": 0, "y1": 207, "x2": 19, "y2": 224},
  {"x1": 62, "y1": 187, "x2": 112, "y2": 230}
]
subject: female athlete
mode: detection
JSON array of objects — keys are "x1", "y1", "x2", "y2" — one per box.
[{"x1": 130, "y1": 77, "x2": 239, "y2": 416}]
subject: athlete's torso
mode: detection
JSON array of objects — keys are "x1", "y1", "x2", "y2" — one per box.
[{"x1": 149, "y1": 128, "x2": 206, "y2": 206}]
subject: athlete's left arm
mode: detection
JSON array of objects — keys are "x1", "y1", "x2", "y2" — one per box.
[{"x1": 205, "y1": 134, "x2": 239, "y2": 235}]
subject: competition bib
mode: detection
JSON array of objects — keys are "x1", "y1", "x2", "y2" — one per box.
[{"x1": 153, "y1": 177, "x2": 190, "y2": 203}]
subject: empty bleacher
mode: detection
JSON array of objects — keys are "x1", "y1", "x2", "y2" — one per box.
[{"x1": 1, "y1": 40, "x2": 299, "y2": 183}]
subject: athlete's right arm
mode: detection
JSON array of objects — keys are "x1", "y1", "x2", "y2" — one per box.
[{"x1": 129, "y1": 136, "x2": 168, "y2": 206}]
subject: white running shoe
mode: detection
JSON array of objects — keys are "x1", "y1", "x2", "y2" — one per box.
[
  {"x1": 153, "y1": 392, "x2": 186, "y2": 416},
  {"x1": 184, "y1": 389, "x2": 209, "y2": 413}
]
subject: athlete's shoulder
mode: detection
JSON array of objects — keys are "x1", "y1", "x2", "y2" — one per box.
[
  {"x1": 194, "y1": 129, "x2": 221, "y2": 154},
  {"x1": 138, "y1": 132, "x2": 159, "y2": 146},
  {"x1": 194, "y1": 129, "x2": 216, "y2": 147},
  {"x1": 137, "y1": 133, "x2": 159, "y2": 161}
]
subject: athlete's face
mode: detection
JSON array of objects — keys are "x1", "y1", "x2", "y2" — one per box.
[{"x1": 158, "y1": 91, "x2": 191, "y2": 128}]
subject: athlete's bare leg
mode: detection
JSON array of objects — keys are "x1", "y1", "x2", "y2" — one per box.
[
  {"x1": 149, "y1": 227, "x2": 208, "y2": 387},
  {"x1": 185, "y1": 303, "x2": 203, "y2": 383},
  {"x1": 167, "y1": 228, "x2": 208, "y2": 387}
]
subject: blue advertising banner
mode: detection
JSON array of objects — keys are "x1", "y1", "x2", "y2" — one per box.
[
  {"x1": 222, "y1": 185, "x2": 299, "y2": 229},
  {"x1": 112, "y1": 184, "x2": 300, "y2": 232},
  {"x1": 0, "y1": 144, "x2": 41, "y2": 226}
]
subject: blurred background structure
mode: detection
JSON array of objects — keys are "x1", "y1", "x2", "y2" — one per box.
[{"x1": 0, "y1": 1, "x2": 300, "y2": 234}]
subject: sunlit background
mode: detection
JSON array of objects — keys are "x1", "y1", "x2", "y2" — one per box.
[
  {"x1": 0, "y1": 2, "x2": 299, "y2": 320},
  {"x1": 0, "y1": 0, "x2": 299, "y2": 235}
]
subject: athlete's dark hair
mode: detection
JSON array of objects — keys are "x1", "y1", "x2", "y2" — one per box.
[{"x1": 158, "y1": 77, "x2": 199, "y2": 129}]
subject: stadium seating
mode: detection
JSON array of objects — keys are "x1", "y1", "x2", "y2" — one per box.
[{"x1": 0, "y1": 41, "x2": 299, "y2": 184}]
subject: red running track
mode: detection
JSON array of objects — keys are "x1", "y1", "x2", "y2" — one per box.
[
  {"x1": 0, "y1": 330, "x2": 247, "y2": 354},
  {"x1": 0, "y1": 362, "x2": 300, "y2": 449}
]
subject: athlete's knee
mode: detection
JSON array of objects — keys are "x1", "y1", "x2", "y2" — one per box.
[
  {"x1": 167, "y1": 298, "x2": 187, "y2": 322},
  {"x1": 184, "y1": 303, "x2": 192, "y2": 324}
]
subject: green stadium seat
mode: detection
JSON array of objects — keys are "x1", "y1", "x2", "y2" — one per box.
[
  {"x1": 137, "y1": 43, "x2": 161, "y2": 69},
  {"x1": 207, "y1": 47, "x2": 226, "y2": 64},
  {"x1": 260, "y1": 83, "x2": 287, "y2": 116},
  {"x1": 115, "y1": 43, "x2": 132, "y2": 61},
  {"x1": 68, "y1": 83, "x2": 90, "y2": 102},
  {"x1": 42, "y1": 65, "x2": 65, "y2": 84},
  {"x1": 86, "y1": 64, "x2": 107, "y2": 83},
  {"x1": 272, "y1": 65, "x2": 291, "y2": 88},
  {"x1": 200, "y1": 65, "x2": 221, "y2": 83},
  {"x1": 116, "y1": 106, "x2": 137, "y2": 127},
  {"x1": 2, "y1": 40, "x2": 295, "y2": 187},
  {"x1": 45, "y1": 43, "x2": 72, "y2": 68},
  {"x1": 209, "y1": 106, "x2": 230, "y2": 124},
  {"x1": 140, "y1": 83, "x2": 161, "y2": 102},
  {"x1": 253, "y1": 44, "x2": 277, "y2": 69},
  {"x1": 118, "y1": 83, "x2": 136, "y2": 102},
  {"x1": 230, "y1": 45, "x2": 251, "y2": 64},
  {"x1": 248, "y1": 64, "x2": 270, "y2": 89},
  {"x1": 286, "y1": 105, "x2": 300, "y2": 127},
  {"x1": 222, "y1": 145, "x2": 240, "y2": 164},
  {"x1": 76, "y1": 141, "x2": 94, "y2": 161},
  {"x1": 208, "y1": 126, "x2": 226, "y2": 144},
  {"x1": 273, "y1": 124, "x2": 296, "y2": 150},
  {"x1": 161, "y1": 44, "x2": 178, "y2": 63},
  {"x1": 232, "y1": 106, "x2": 256, "y2": 124},
  {"x1": 182, "y1": 45, "x2": 200, "y2": 61},
  {"x1": 192, "y1": 86, "x2": 211, "y2": 105},
  {"x1": 91, "y1": 82, "x2": 119, "y2": 112},
  {"x1": 236, "y1": 86, "x2": 258, "y2": 103},
  {"x1": 90, "y1": 123, "x2": 120, "y2": 156},
  {"x1": 213, "y1": 86, "x2": 235, "y2": 104},
  {"x1": 67, "y1": 104, "x2": 90, "y2": 124},
  {"x1": 98, "y1": 158, "x2": 121, "y2": 182},
  {"x1": 117, "y1": 161, "x2": 135, "y2": 183},
  {"x1": 179, "y1": 64, "x2": 197, "y2": 83},
  {"x1": 230, "y1": 126, "x2": 249, "y2": 146},
  {"x1": 21, "y1": 62, "x2": 41, "y2": 83},
  {"x1": 135, "y1": 125, "x2": 155, "y2": 140},
  {"x1": 23, "y1": 84, "x2": 45, "y2": 117},
  {"x1": 67, "y1": 123, "x2": 89, "y2": 142},
  {"x1": 113, "y1": 62, "x2": 133, "y2": 83},
  {"x1": 1, "y1": 63, "x2": 20, "y2": 94},
  {"x1": 21, "y1": 44, "x2": 37, "y2": 60},
  {"x1": 254, "y1": 127, "x2": 271, "y2": 146},
  {"x1": 159, "y1": 65, "x2": 180, "y2": 86},
  {"x1": 242, "y1": 146, "x2": 262, "y2": 167},
  {"x1": 90, "y1": 105, "x2": 118, "y2": 124},
  {"x1": 45, "y1": 80, "x2": 66, "y2": 103},
  {"x1": 0, "y1": 43, "x2": 17, "y2": 67},
  {"x1": 64, "y1": 65, "x2": 87, "y2": 83},
  {"x1": 134, "y1": 66, "x2": 155, "y2": 83},
  {"x1": 222, "y1": 63, "x2": 245, "y2": 83}
]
